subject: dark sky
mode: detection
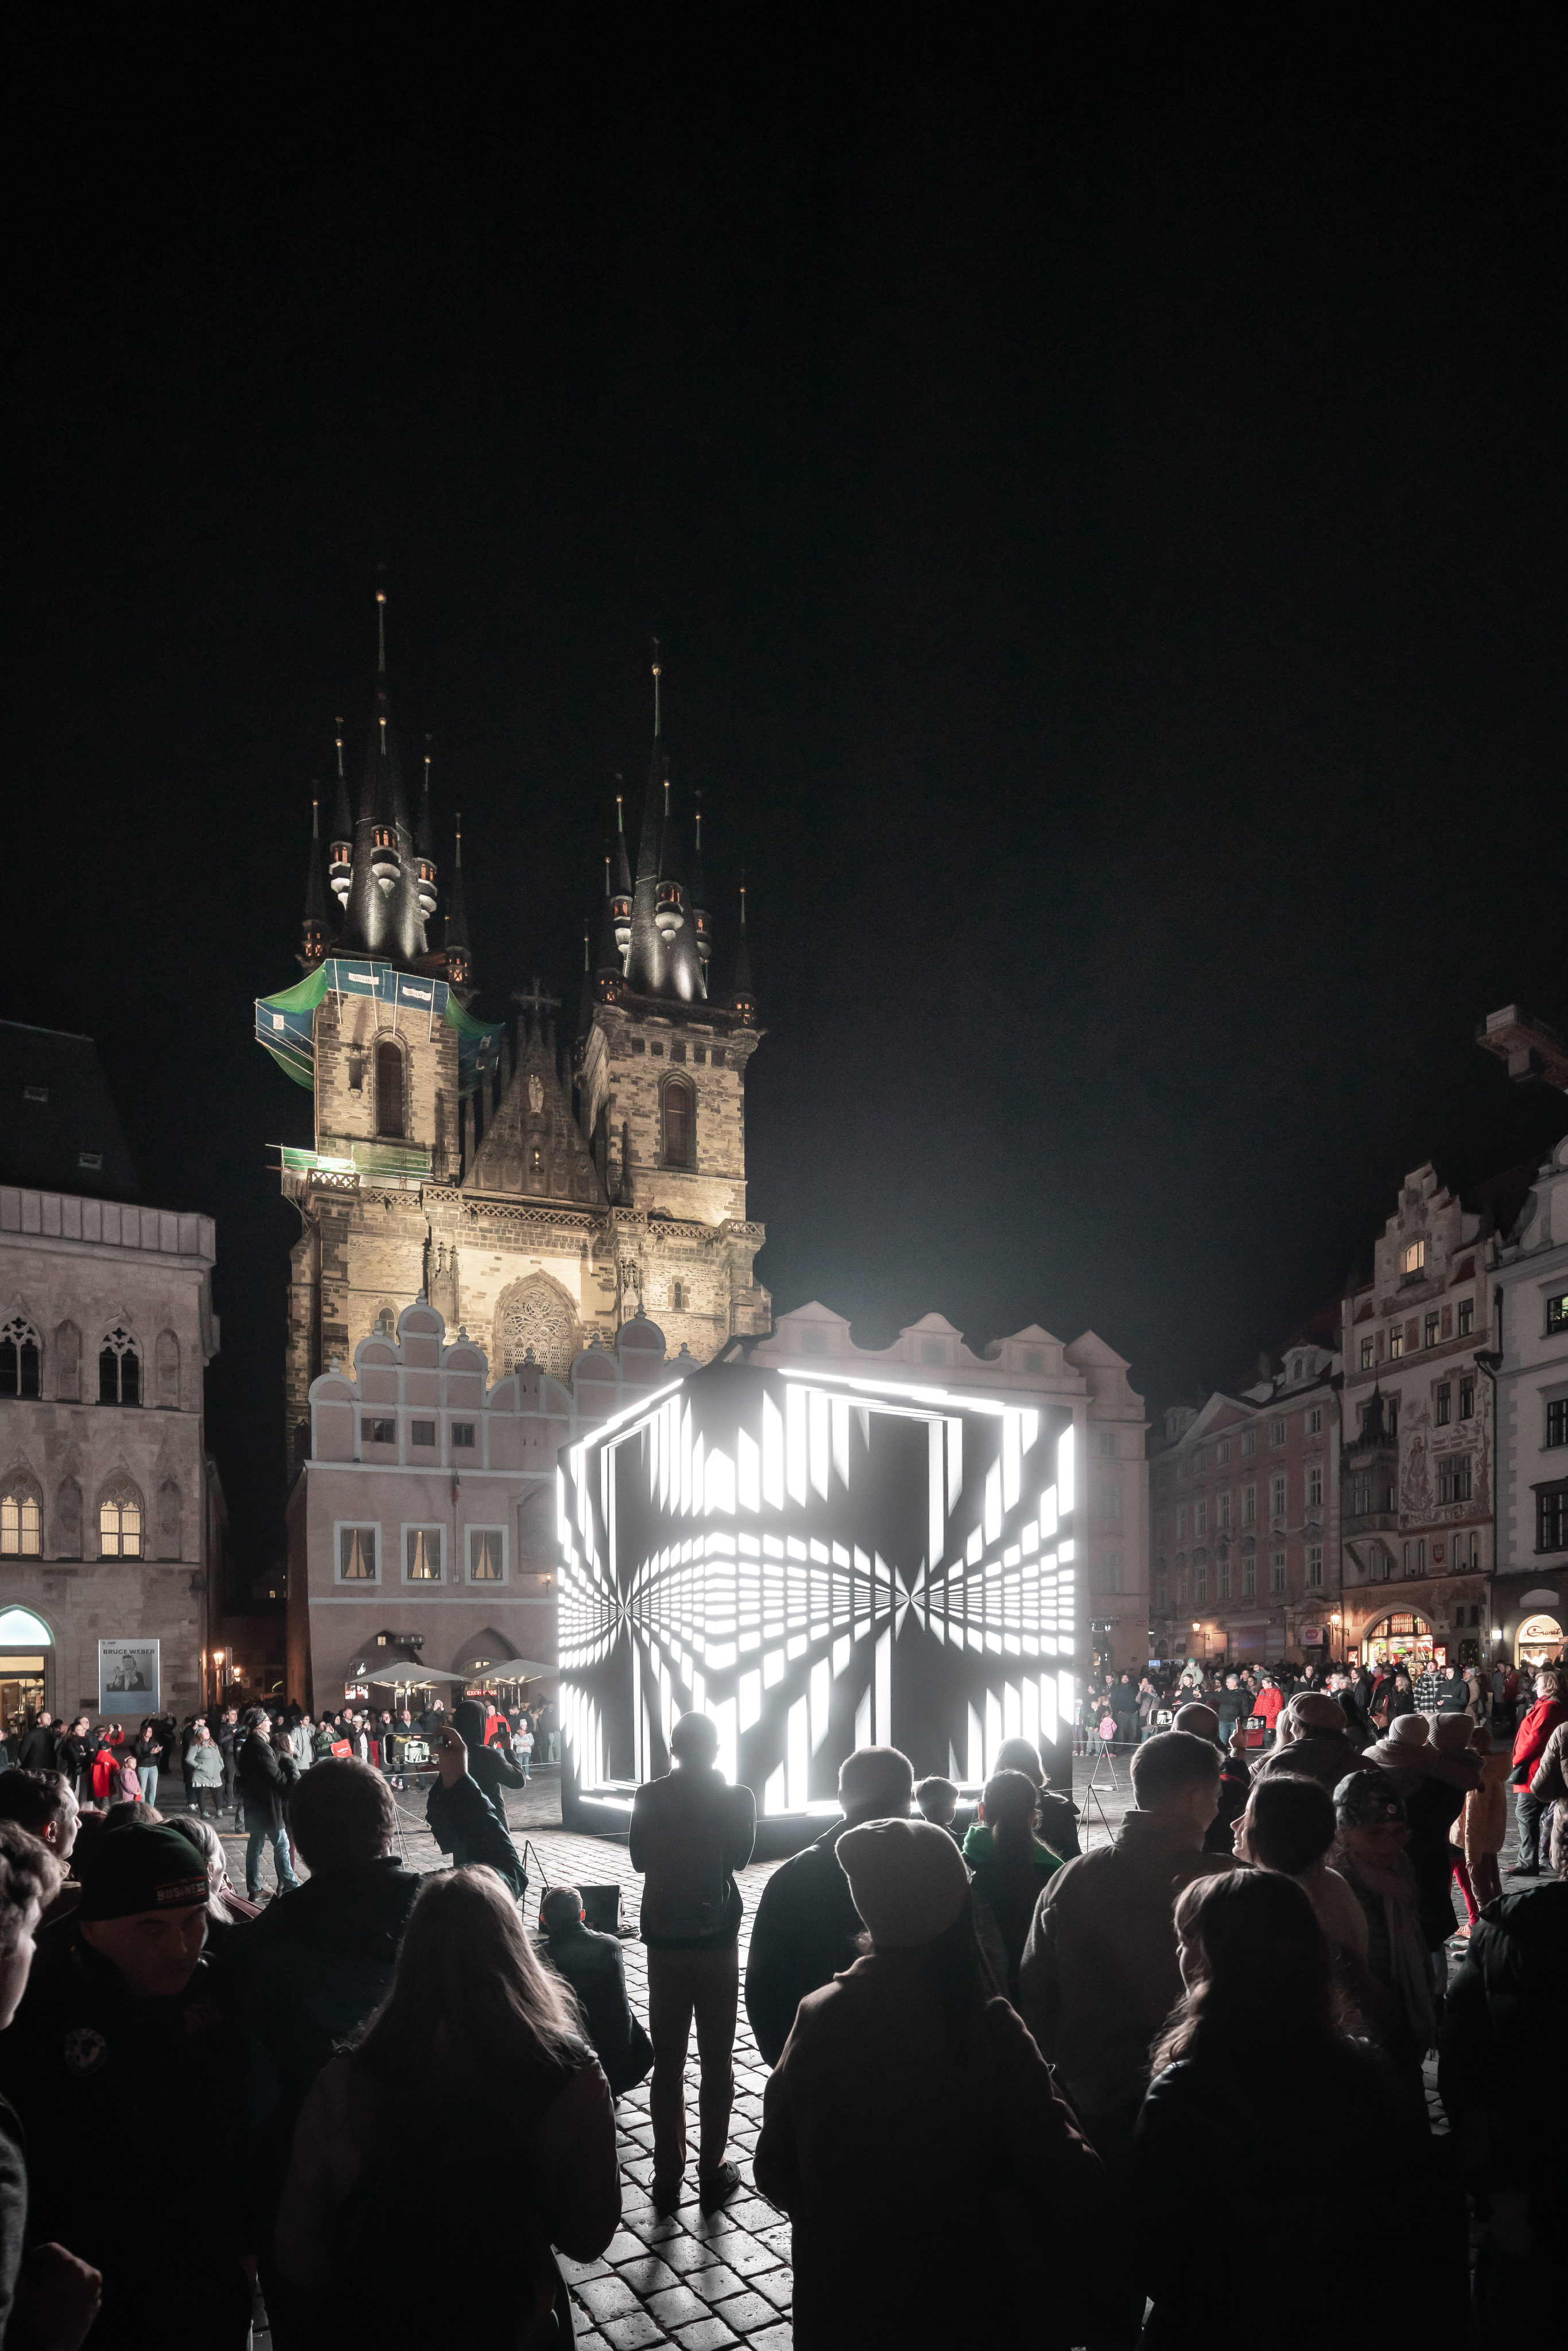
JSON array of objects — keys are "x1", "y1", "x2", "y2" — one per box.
[{"x1": 7, "y1": 10, "x2": 1567, "y2": 1574}]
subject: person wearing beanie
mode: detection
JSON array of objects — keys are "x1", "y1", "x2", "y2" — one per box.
[
  {"x1": 1251, "y1": 1692, "x2": 1364, "y2": 1795},
  {"x1": 754, "y1": 1817, "x2": 1123, "y2": 2350},
  {"x1": 0, "y1": 1825, "x2": 253, "y2": 2347},
  {"x1": 746, "y1": 1746, "x2": 914, "y2": 2069},
  {"x1": 1170, "y1": 1701, "x2": 1251, "y2": 1854}
]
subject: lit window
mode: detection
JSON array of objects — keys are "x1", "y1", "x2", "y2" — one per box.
[
  {"x1": 1423, "y1": 1312, "x2": 1440, "y2": 1349},
  {"x1": 469, "y1": 1529, "x2": 504, "y2": 1581},
  {"x1": 98, "y1": 1327, "x2": 140, "y2": 1405},
  {"x1": 1360, "y1": 1337, "x2": 1374, "y2": 1370},
  {"x1": 1401, "y1": 1239, "x2": 1426, "y2": 1277},
  {"x1": 406, "y1": 1528, "x2": 442, "y2": 1581},
  {"x1": 0, "y1": 1484, "x2": 42, "y2": 1556},
  {"x1": 663, "y1": 1077, "x2": 694, "y2": 1168},
  {"x1": 0, "y1": 1319, "x2": 41, "y2": 1399},
  {"x1": 99, "y1": 1481, "x2": 142, "y2": 1558},
  {"x1": 339, "y1": 1527, "x2": 377, "y2": 1581},
  {"x1": 1388, "y1": 1328, "x2": 1404, "y2": 1360},
  {"x1": 1457, "y1": 1298, "x2": 1475, "y2": 1336},
  {"x1": 375, "y1": 1041, "x2": 404, "y2": 1138}
]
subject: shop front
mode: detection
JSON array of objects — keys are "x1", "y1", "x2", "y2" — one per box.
[
  {"x1": 1516, "y1": 1611, "x2": 1564, "y2": 1669},
  {"x1": 1361, "y1": 1609, "x2": 1446, "y2": 1673},
  {"x1": 0, "y1": 1605, "x2": 54, "y2": 1732}
]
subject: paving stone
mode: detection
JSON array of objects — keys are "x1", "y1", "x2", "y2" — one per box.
[
  {"x1": 598, "y1": 2317, "x2": 669, "y2": 2351},
  {"x1": 745, "y1": 2268, "x2": 793, "y2": 2309},
  {"x1": 615, "y1": 2257, "x2": 682, "y2": 2299},
  {"x1": 708, "y1": 2232, "x2": 777, "y2": 2278},
  {"x1": 670, "y1": 2322, "x2": 738, "y2": 2351},
  {"x1": 651, "y1": 2232, "x2": 721, "y2": 2275},
  {"x1": 686, "y1": 2208, "x2": 739, "y2": 2240},
  {"x1": 750, "y1": 2225, "x2": 791, "y2": 2262},
  {"x1": 684, "y1": 2262, "x2": 747, "y2": 2304},
  {"x1": 574, "y1": 2274, "x2": 643, "y2": 2322},
  {"x1": 645, "y1": 2286, "x2": 712, "y2": 2329},
  {"x1": 572, "y1": 2331, "x2": 609, "y2": 2348},
  {"x1": 604, "y1": 2230, "x2": 653, "y2": 2265},
  {"x1": 622, "y1": 2154, "x2": 658, "y2": 2185},
  {"x1": 706, "y1": 2291, "x2": 777, "y2": 2334},
  {"x1": 721, "y1": 2199, "x2": 781, "y2": 2235},
  {"x1": 748, "y1": 2326, "x2": 793, "y2": 2351},
  {"x1": 559, "y1": 2253, "x2": 612, "y2": 2283}
]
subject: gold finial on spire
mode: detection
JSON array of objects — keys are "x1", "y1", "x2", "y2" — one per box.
[
  {"x1": 651, "y1": 637, "x2": 662, "y2": 737},
  {"x1": 334, "y1": 718, "x2": 345, "y2": 776}
]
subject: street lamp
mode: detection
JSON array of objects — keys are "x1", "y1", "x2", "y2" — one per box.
[{"x1": 211, "y1": 1648, "x2": 226, "y2": 1708}]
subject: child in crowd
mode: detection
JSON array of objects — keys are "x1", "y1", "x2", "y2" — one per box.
[{"x1": 914, "y1": 1776, "x2": 961, "y2": 1842}]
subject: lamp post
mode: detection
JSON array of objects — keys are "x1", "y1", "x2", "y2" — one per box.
[{"x1": 211, "y1": 1648, "x2": 226, "y2": 1710}]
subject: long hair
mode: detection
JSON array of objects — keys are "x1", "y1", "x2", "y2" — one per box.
[
  {"x1": 1151, "y1": 1869, "x2": 1338, "y2": 2075},
  {"x1": 352, "y1": 1867, "x2": 581, "y2": 2104}
]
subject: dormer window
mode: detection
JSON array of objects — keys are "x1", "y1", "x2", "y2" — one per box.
[{"x1": 1400, "y1": 1239, "x2": 1426, "y2": 1278}]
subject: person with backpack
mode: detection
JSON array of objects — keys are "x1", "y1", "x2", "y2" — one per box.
[{"x1": 628, "y1": 1712, "x2": 756, "y2": 2216}]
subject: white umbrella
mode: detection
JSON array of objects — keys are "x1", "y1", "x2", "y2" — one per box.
[{"x1": 352, "y1": 1659, "x2": 467, "y2": 1685}]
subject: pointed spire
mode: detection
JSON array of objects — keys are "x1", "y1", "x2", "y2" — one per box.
[
  {"x1": 624, "y1": 643, "x2": 704, "y2": 1002},
  {"x1": 636, "y1": 642, "x2": 667, "y2": 886},
  {"x1": 445, "y1": 812, "x2": 472, "y2": 965},
  {"x1": 731, "y1": 872, "x2": 756, "y2": 1020},
  {"x1": 417, "y1": 735, "x2": 434, "y2": 858},
  {"x1": 578, "y1": 926, "x2": 596, "y2": 1038},
  {"x1": 599, "y1": 844, "x2": 624, "y2": 976},
  {"x1": 342, "y1": 569, "x2": 425, "y2": 963},
  {"x1": 331, "y1": 715, "x2": 352, "y2": 840},
  {"x1": 328, "y1": 717, "x2": 353, "y2": 905},
  {"x1": 690, "y1": 787, "x2": 711, "y2": 990},
  {"x1": 298, "y1": 790, "x2": 329, "y2": 969},
  {"x1": 614, "y1": 783, "x2": 632, "y2": 896}
]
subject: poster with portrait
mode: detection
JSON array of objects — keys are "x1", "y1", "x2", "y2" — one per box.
[{"x1": 98, "y1": 1639, "x2": 159, "y2": 1714}]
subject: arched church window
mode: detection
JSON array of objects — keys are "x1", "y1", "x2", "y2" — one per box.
[
  {"x1": 0, "y1": 1477, "x2": 42, "y2": 1557},
  {"x1": 99, "y1": 1480, "x2": 143, "y2": 1558},
  {"x1": 375, "y1": 1306, "x2": 397, "y2": 1339},
  {"x1": 0, "y1": 1320, "x2": 40, "y2": 1399},
  {"x1": 663, "y1": 1077, "x2": 693, "y2": 1169},
  {"x1": 375, "y1": 1041, "x2": 405, "y2": 1138},
  {"x1": 98, "y1": 1328, "x2": 141, "y2": 1405}
]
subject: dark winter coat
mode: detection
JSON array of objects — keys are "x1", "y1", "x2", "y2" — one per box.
[
  {"x1": 1439, "y1": 1881, "x2": 1568, "y2": 2203},
  {"x1": 235, "y1": 1732, "x2": 296, "y2": 1834},
  {"x1": 536, "y1": 1919, "x2": 652, "y2": 2096},
  {"x1": 425, "y1": 1768, "x2": 527, "y2": 1897},
  {"x1": 744, "y1": 1818, "x2": 867, "y2": 2067}
]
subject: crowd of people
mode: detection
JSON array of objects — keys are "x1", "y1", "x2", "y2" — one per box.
[
  {"x1": 0, "y1": 1656, "x2": 1560, "y2": 2349},
  {"x1": 1078, "y1": 1649, "x2": 1537, "y2": 1756}
]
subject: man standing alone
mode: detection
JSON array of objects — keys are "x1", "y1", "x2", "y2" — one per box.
[{"x1": 630, "y1": 1713, "x2": 755, "y2": 2216}]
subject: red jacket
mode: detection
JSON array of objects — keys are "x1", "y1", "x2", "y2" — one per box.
[
  {"x1": 1511, "y1": 1698, "x2": 1568, "y2": 1776},
  {"x1": 91, "y1": 1747, "x2": 119, "y2": 1801}
]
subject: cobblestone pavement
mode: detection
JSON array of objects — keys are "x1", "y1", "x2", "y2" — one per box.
[{"x1": 214, "y1": 1744, "x2": 1521, "y2": 2348}]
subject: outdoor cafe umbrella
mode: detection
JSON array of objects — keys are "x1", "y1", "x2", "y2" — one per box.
[{"x1": 351, "y1": 1658, "x2": 467, "y2": 1687}]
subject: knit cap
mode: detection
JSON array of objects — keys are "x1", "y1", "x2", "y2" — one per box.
[
  {"x1": 1431, "y1": 1713, "x2": 1474, "y2": 1751},
  {"x1": 1388, "y1": 1714, "x2": 1429, "y2": 1747},
  {"x1": 1290, "y1": 1693, "x2": 1348, "y2": 1733},
  {"x1": 837, "y1": 1815, "x2": 971, "y2": 1949},
  {"x1": 1333, "y1": 1771, "x2": 1407, "y2": 1829},
  {"x1": 77, "y1": 1825, "x2": 209, "y2": 1920}
]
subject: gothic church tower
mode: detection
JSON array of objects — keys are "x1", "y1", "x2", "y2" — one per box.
[{"x1": 261, "y1": 609, "x2": 768, "y2": 1473}]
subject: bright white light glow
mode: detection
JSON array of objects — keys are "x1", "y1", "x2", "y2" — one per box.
[
  {"x1": 1056, "y1": 1426, "x2": 1074, "y2": 1514},
  {"x1": 739, "y1": 1670, "x2": 762, "y2": 1731}
]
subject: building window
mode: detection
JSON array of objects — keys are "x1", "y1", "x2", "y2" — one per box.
[
  {"x1": 375, "y1": 1041, "x2": 405, "y2": 1138},
  {"x1": 1307, "y1": 1545, "x2": 1322, "y2": 1587},
  {"x1": 1291, "y1": 1357, "x2": 1304, "y2": 1382},
  {"x1": 1458, "y1": 1378, "x2": 1474, "y2": 1421},
  {"x1": 1177, "y1": 1568, "x2": 1188, "y2": 1605},
  {"x1": 411, "y1": 1421, "x2": 436, "y2": 1446},
  {"x1": 1547, "y1": 1398, "x2": 1568, "y2": 1449},
  {"x1": 405, "y1": 1527, "x2": 443, "y2": 1581},
  {"x1": 1544, "y1": 1291, "x2": 1568, "y2": 1333},
  {"x1": 1457, "y1": 1298, "x2": 1475, "y2": 1336},
  {"x1": 1401, "y1": 1239, "x2": 1426, "y2": 1277},
  {"x1": 1435, "y1": 1384, "x2": 1451, "y2": 1426},
  {"x1": 0, "y1": 1320, "x2": 41, "y2": 1399},
  {"x1": 1216, "y1": 1438, "x2": 1230, "y2": 1465},
  {"x1": 1194, "y1": 1500, "x2": 1208, "y2": 1535},
  {"x1": 670, "y1": 1279, "x2": 686, "y2": 1311},
  {"x1": 1352, "y1": 1474, "x2": 1371, "y2": 1516},
  {"x1": 1156, "y1": 1571, "x2": 1168, "y2": 1608},
  {"x1": 339, "y1": 1526, "x2": 377, "y2": 1581},
  {"x1": 1307, "y1": 1407, "x2": 1322, "y2": 1436},
  {"x1": 1100, "y1": 1554, "x2": 1122, "y2": 1594},
  {"x1": 1243, "y1": 1555, "x2": 1256, "y2": 1597},
  {"x1": 361, "y1": 1418, "x2": 395, "y2": 1445},
  {"x1": 1217, "y1": 1492, "x2": 1231, "y2": 1530},
  {"x1": 1416, "y1": 1538, "x2": 1427, "y2": 1573},
  {"x1": 663, "y1": 1077, "x2": 694, "y2": 1168},
  {"x1": 1360, "y1": 1337, "x2": 1375, "y2": 1370},
  {"x1": 1196, "y1": 1562, "x2": 1208, "y2": 1603},
  {"x1": 1388, "y1": 1328, "x2": 1404, "y2": 1360},
  {"x1": 1243, "y1": 1484, "x2": 1256, "y2": 1525},
  {"x1": 1423, "y1": 1312, "x2": 1440, "y2": 1349},
  {"x1": 1270, "y1": 1418, "x2": 1285, "y2": 1446},
  {"x1": 1271, "y1": 1474, "x2": 1286, "y2": 1518},
  {"x1": 468, "y1": 1528, "x2": 504, "y2": 1581},
  {"x1": 1537, "y1": 1485, "x2": 1568, "y2": 1553},
  {"x1": 99, "y1": 1481, "x2": 142, "y2": 1558},
  {"x1": 1402, "y1": 1541, "x2": 1411, "y2": 1574},
  {"x1": 1102, "y1": 1476, "x2": 1121, "y2": 1521},
  {"x1": 452, "y1": 1422, "x2": 476, "y2": 1448},
  {"x1": 0, "y1": 1482, "x2": 42, "y2": 1557},
  {"x1": 1437, "y1": 1457, "x2": 1473, "y2": 1504},
  {"x1": 1176, "y1": 1505, "x2": 1187, "y2": 1541},
  {"x1": 1387, "y1": 1396, "x2": 1399, "y2": 1438},
  {"x1": 375, "y1": 1307, "x2": 397, "y2": 1338},
  {"x1": 1193, "y1": 1448, "x2": 1208, "y2": 1474},
  {"x1": 1100, "y1": 1432, "x2": 1118, "y2": 1458},
  {"x1": 1241, "y1": 1429, "x2": 1255, "y2": 1455},
  {"x1": 1271, "y1": 1551, "x2": 1286, "y2": 1593},
  {"x1": 98, "y1": 1328, "x2": 140, "y2": 1405},
  {"x1": 1307, "y1": 1464, "x2": 1323, "y2": 1508}
]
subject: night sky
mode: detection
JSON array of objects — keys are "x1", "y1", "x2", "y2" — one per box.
[{"x1": 8, "y1": 13, "x2": 1567, "y2": 1578}]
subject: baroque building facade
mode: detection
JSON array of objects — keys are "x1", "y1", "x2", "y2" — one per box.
[
  {"x1": 257, "y1": 616, "x2": 769, "y2": 1483},
  {"x1": 0, "y1": 1022, "x2": 222, "y2": 1722}
]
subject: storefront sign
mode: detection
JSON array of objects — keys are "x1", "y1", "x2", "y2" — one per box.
[{"x1": 98, "y1": 1639, "x2": 159, "y2": 1714}]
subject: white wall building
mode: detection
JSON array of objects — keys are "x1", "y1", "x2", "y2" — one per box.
[{"x1": 1492, "y1": 1130, "x2": 1568, "y2": 1665}]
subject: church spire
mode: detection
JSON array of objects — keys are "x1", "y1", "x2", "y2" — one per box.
[
  {"x1": 298, "y1": 790, "x2": 330, "y2": 971},
  {"x1": 443, "y1": 812, "x2": 472, "y2": 994},
  {"x1": 341, "y1": 573, "x2": 427, "y2": 965},
  {"x1": 413, "y1": 736, "x2": 438, "y2": 925},
  {"x1": 690, "y1": 788, "x2": 711, "y2": 994},
  {"x1": 731, "y1": 875, "x2": 756, "y2": 1023},
  {"x1": 624, "y1": 644, "x2": 704, "y2": 1002},
  {"x1": 328, "y1": 716, "x2": 352, "y2": 906}
]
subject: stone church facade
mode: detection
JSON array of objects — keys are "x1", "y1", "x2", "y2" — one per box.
[{"x1": 259, "y1": 616, "x2": 769, "y2": 1480}]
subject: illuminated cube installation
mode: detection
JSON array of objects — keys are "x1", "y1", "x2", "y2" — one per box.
[{"x1": 557, "y1": 1357, "x2": 1079, "y2": 1832}]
